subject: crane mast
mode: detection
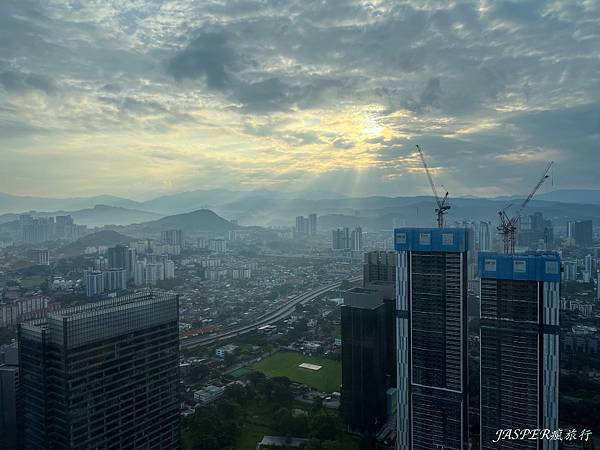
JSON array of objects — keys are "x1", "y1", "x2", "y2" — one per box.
[
  {"x1": 497, "y1": 161, "x2": 554, "y2": 253},
  {"x1": 415, "y1": 145, "x2": 450, "y2": 228}
]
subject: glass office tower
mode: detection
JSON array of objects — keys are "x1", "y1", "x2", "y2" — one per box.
[
  {"x1": 479, "y1": 252, "x2": 560, "y2": 450},
  {"x1": 395, "y1": 228, "x2": 469, "y2": 450},
  {"x1": 18, "y1": 290, "x2": 180, "y2": 449}
]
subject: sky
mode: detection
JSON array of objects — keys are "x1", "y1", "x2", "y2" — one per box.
[{"x1": 1, "y1": 0, "x2": 599, "y2": 200}]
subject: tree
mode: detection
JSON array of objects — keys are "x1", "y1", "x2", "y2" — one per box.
[
  {"x1": 322, "y1": 441, "x2": 345, "y2": 450},
  {"x1": 225, "y1": 383, "x2": 252, "y2": 406},
  {"x1": 309, "y1": 412, "x2": 339, "y2": 441},
  {"x1": 305, "y1": 438, "x2": 322, "y2": 450},
  {"x1": 270, "y1": 376, "x2": 293, "y2": 405}
]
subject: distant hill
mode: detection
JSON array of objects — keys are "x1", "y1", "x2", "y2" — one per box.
[
  {"x1": 58, "y1": 230, "x2": 133, "y2": 257},
  {"x1": 0, "y1": 192, "x2": 142, "y2": 215},
  {"x1": 119, "y1": 209, "x2": 238, "y2": 236},
  {"x1": 68, "y1": 205, "x2": 162, "y2": 226},
  {"x1": 535, "y1": 189, "x2": 600, "y2": 204},
  {"x1": 0, "y1": 205, "x2": 162, "y2": 227}
]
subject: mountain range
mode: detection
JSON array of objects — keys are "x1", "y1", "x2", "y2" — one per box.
[
  {"x1": 0, "y1": 189, "x2": 599, "y2": 230},
  {"x1": 0, "y1": 205, "x2": 161, "y2": 227}
]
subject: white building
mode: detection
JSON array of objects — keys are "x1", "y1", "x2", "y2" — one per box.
[
  {"x1": 194, "y1": 385, "x2": 225, "y2": 405},
  {"x1": 231, "y1": 267, "x2": 251, "y2": 279},
  {"x1": 105, "y1": 268, "x2": 127, "y2": 292},
  {"x1": 562, "y1": 260, "x2": 577, "y2": 281},
  {"x1": 145, "y1": 263, "x2": 165, "y2": 285},
  {"x1": 85, "y1": 271, "x2": 105, "y2": 297},
  {"x1": 164, "y1": 260, "x2": 176, "y2": 279},
  {"x1": 134, "y1": 261, "x2": 146, "y2": 285},
  {"x1": 215, "y1": 344, "x2": 238, "y2": 359},
  {"x1": 208, "y1": 238, "x2": 227, "y2": 253}
]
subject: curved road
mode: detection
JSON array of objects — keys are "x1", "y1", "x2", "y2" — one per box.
[{"x1": 181, "y1": 276, "x2": 361, "y2": 348}]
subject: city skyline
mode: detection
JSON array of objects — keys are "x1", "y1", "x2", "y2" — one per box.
[{"x1": 2, "y1": 1, "x2": 600, "y2": 199}]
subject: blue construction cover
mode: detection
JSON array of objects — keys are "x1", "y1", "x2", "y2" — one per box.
[
  {"x1": 394, "y1": 228, "x2": 469, "y2": 253},
  {"x1": 478, "y1": 251, "x2": 561, "y2": 282}
]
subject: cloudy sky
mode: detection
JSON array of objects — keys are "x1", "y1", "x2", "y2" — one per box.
[{"x1": 1, "y1": 0, "x2": 599, "y2": 200}]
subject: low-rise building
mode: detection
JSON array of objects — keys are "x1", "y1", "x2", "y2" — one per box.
[
  {"x1": 194, "y1": 385, "x2": 225, "y2": 405},
  {"x1": 215, "y1": 344, "x2": 238, "y2": 359}
]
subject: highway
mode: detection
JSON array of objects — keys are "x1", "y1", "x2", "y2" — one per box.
[{"x1": 180, "y1": 276, "x2": 361, "y2": 348}]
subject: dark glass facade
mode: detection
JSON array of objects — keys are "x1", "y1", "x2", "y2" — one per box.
[
  {"x1": 18, "y1": 291, "x2": 180, "y2": 449},
  {"x1": 341, "y1": 287, "x2": 395, "y2": 433},
  {"x1": 478, "y1": 252, "x2": 561, "y2": 450},
  {"x1": 395, "y1": 228, "x2": 469, "y2": 450}
]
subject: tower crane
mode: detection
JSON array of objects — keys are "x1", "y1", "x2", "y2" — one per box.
[
  {"x1": 498, "y1": 161, "x2": 554, "y2": 253},
  {"x1": 415, "y1": 145, "x2": 450, "y2": 228}
]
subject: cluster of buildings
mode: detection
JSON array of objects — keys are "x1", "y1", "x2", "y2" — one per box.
[
  {"x1": 341, "y1": 228, "x2": 563, "y2": 449},
  {"x1": 18, "y1": 214, "x2": 86, "y2": 243},
  {"x1": 0, "y1": 291, "x2": 57, "y2": 327},
  {"x1": 295, "y1": 213, "x2": 318, "y2": 236},
  {"x1": 331, "y1": 227, "x2": 363, "y2": 252},
  {"x1": 193, "y1": 237, "x2": 228, "y2": 253},
  {"x1": 566, "y1": 220, "x2": 594, "y2": 247},
  {"x1": 0, "y1": 291, "x2": 181, "y2": 449},
  {"x1": 85, "y1": 239, "x2": 177, "y2": 297}
]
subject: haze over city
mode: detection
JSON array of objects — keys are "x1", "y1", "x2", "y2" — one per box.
[
  {"x1": 1, "y1": 2, "x2": 600, "y2": 450},
  {"x1": 2, "y1": 0, "x2": 600, "y2": 199}
]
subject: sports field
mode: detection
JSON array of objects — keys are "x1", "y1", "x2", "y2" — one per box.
[{"x1": 251, "y1": 351, "x2": 341, "y2": 393}]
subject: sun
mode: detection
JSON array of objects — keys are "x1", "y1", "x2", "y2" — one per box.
[{"x1": 362, "y1": 114, "x2": 384, "y2": 137}]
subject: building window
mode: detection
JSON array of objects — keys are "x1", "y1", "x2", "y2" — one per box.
[
  {"x1": 513, "y1": 260, "x2": 527, "y2": 273},
  {"x1": 484, "y1": 259, "x2": 497, "y2": 272}
]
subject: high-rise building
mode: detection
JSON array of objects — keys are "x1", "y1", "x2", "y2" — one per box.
[
  {"x1": 126, "y1": 247, "x2": 137, "y2": 280},
  {"x1": 341, "y1": 284, "x2": 395, "y2": 433},
  {"x1": 145, "y1": 263, "x2": 165, "y2": 285},
  {"x1": 85, "y1": 271, "x2": 105, "y2": 297},
  {"x1": 478, "y1": 252, "x2": 560, "y2": 450},
  {"x1": 105, "y1": 268, "x2": 128, "y2": 292},
  {"x1": 478, "y1": 221, "x2": 491, "y2": 252},
  {"x1": 134, "y1": 260, "x2": 146, "y2": 285},
  {"x1": 20, "y1": 215, "x2": 54, "y2": 244},
  {"x1": 54, "y1": 215, "x2": 75, "y2": 239},
  {"x1": 161, "y1": 229, "x2": 183, "y2": 246},
  {"x1": 295, "y1": 216, "x2": 309, "y2": 235},
  {"x1": 0, "y1": 344, "x2": 20, "y2": 449},
  {"x1": 308, "y1": 213, "x2": 318, "y2": 235},
  {"x1": 363, "y1": 251, "x2": 396, "y2": 283},
  {"x1": 584, "y1": 254, "x2": 593, "y2": 276},
  {"x1": 519, "y1": 212, "x2": 554, "y2": 250},
  {"x1": 562, "y1": 260, "x2": 577, "y2": 282},
  {"x1": 164, "y1": 260, "x2": 176, "y2": 279},
  {"x1": 394, "y1": 227, "x2": 469, "y2": 450},
  {"x1": 32, "y1": 248, "x2": 50, "y2": 265},
  {"x1": 350, "y1": 227, "x2": 363, "y2": 252},
  {"x1": 208, "y1": 238, "x2": 227, "y2": 253},
  {"x1": 332, "y1": 228, "x2": 350, "y2": 250},
  {"x1": 107, "y1": 244, "x2": 129, "y2": 272},
  {"x1": 568, "y1": 220, "x2": 593, "y2": 247},
  {"x1": 18, "y1": 291, "x2": 180, "y2": 449}
]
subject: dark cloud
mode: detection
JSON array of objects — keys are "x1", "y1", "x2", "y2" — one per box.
[
  {"x1": 1, "y1": 0, "x2": 600, "y2": 196},
  {"x1": 405, "y1": 77, "x2": 442, "y2": 113},
  {"x1": 167, "y1": 32, "x2": 237, "y2": 89},
  {"x1": 0, "y1": 70, "x2": 56, "y2": 95}
]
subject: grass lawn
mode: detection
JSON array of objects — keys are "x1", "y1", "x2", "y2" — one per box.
[
  {"x1": 230, "y1": 367, "x2": 254, "y2": 379},
  {"x1": 251, "y1": 351, "x2": 341, "y2": 393}
]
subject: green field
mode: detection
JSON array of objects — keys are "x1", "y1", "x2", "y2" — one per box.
[{"x1": 251, "y1": 352, "x2": 341, "y2": 393}]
